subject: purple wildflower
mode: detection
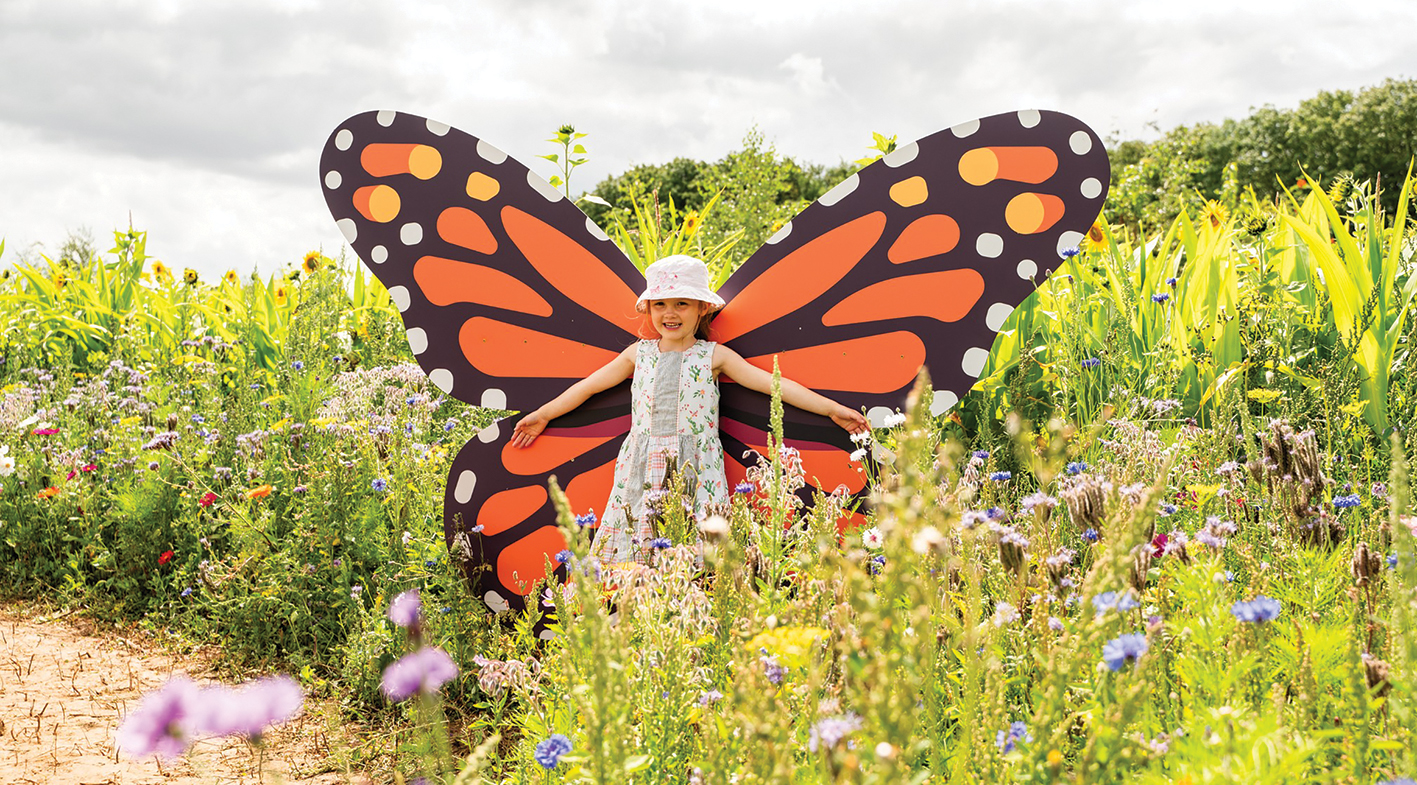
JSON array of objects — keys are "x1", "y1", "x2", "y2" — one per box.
[
  {"x1": 200, "y1": 675, "x2": 304, "y2": 739},
  {"x1": 1065, "y1": 461, "x2": 1088, "y2": 475},
  {"x1": 116, "y1": 676, "x2": 203, "y2": 759},
  {"x1": 1082, "y1": 528, "x2": 1099, "y2": 542},
  {"x1": 534, "y1": 733, "x2": 573, "y2": 769},
  {"x1": 995, "y1": 720, "x2": 1032, "y2": 753},
  {"x1": 380, "y1": 646, "x2": 459, "y2": 701},
  {"x1": 649, "y1": 537, "x2": 672, "y2": 550},
  {"x1": 989, "y1": 471, "x2": 1012, "y2": 482},
  {"x1": 734, "y1": 481, "x2": 754, "y2": 495},
  {"x1": 1333, "y1": 494, "x2": 1361, "y2": 509},
  {"x1": 809, "y1": 713, "x2": 863, "y2": 753},
  {"x1": 698, "y1": 689, "x2": 724, "y2": 706},
  {"x1": 387, "y1": 589, "x2": 421, "y2": 627},
  {"x1": 762, "y1": 656, "x2": 786, "y2": 685},
  {"x1": 574, "y1": 511, "x2": 597, "y2": 527},
  {"x1": 1081, "y1": 357, "x2": 1101, "y2": 368},
  {"x1": 1231, "y1": 596, "x2": 1282, "y2": 623},
  {"x1": 555, "y1": 549, "x2": 573, "y2": 564},
  {"x1": 1102, "y1": 633, "x2": 1149, "y2": 671},
  {"x1": 1151, "y1": 292, "x2": 1170, "y2": 303},
  {"x1": 371, "y1": 477, "x2": 388, "y2": 492}
]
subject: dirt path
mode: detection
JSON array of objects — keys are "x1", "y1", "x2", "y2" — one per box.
[{"x1": 0, "y1": 605, "x2": 372, "y2": 785}]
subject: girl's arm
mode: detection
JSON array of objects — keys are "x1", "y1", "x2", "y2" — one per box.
[
  {"x1": 712, "y1": 345, "x2": 869, "y2": 435},
  {"x1": 510, "y1": 344, "x2": 637, "y2": 448}
]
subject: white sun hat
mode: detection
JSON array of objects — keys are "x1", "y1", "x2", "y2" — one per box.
[{"x1": 635, "y1": 254, "x2": 726, "y2": 313}]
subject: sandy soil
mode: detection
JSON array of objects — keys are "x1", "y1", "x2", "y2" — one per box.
[{"x1": 0, "y1": 605, "x2": 372, "y2": 785}]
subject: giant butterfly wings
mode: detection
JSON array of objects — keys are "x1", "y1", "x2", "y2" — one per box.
[{"x1": 319, "y1": 108, "x2": 1109, "y2": 618}]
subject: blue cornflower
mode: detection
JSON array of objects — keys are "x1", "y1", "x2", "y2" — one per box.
[
  {"x1": 989, "y1": 471, "x2": 1012, "y2": 482},
  {"x1": 1081, "y1": 357, "x2": 1101, "y2": 368},
  {"x1": 424, "y1": 559, "x2": 436, "y2": 568},
  {"x1": 405, "y1": 396, "x2": 417, "y2": 407},
  {"x1": 534, "y1": 733, "x2": 573, "y2": 769},
  {"x1": 1160, "y1": 503, "x2": 1178, "y2": 516},
  {"x1": 1333, "y1": 494, "x2": 1361, "y2": 509},
  {"x1": 1060, "y1": 246, "x2": 1081, "y2": 259},
  {"x1": 867, "y1": 554, "x2": 887, "y2": 575},
  {"x1": 1152, "y1": 292, "x2": 1170, "y2": 303},
  {"x1": 995, "y1": 720, "x2": 1032, "y2": 753},
  {"x1": 1166, "y1": 277, "x2": 1177, "y2": 287},
  {"x1": 733, "y1": 481, "x2": 754, "y2": 494},
  {"x1": 1066, "y1": 461, "x2": 1088, "y2": 475},
  {"x1": 986, "y1": 506, "x2": 1007, "y2": 520},
  {"x1": 1232, "y1": 596, "x2": 1281, "y2": 623},
  {"x1": 1102, "y1": 633, "x2": 1149, "y2": 671},
  {"x1": 1092, "y1": 591, "x2": 1137, "y2": 616},
  {"x1": 1082, "y1": 528, "x2": 1100, "y2": 542},
  {"x1": 555, "y1": 549, "x2": 573, "y2": 564},
  {"x1": 575, "y1": 511, "x2": 597, "y2": 527},
  {"x1": 371, "y1": 478, "x2": 388, "y2": 492},
  {"x1": 291, "y1": 360, "x2": 304, "y2": 371},
  {"x1": 649, "y1": 537, "x2": 672, "y2": 550},
  {"x1": 444, "y1": 420, "x2": 457, "y2": 431},
  {"x1": 1389, "y1": 554, "x2": 1399, "y2": 570},
  {"x1": 180, "y1": 587, "x2": 193, "y2": 598},
  {"x1": 972, "y1": 450, "x2": 990, "y2": 460}
]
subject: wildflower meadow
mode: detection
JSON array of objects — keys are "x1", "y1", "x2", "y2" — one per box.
[{"x1": 4, "y1": 132, "x2": 1417, "y2": 784}]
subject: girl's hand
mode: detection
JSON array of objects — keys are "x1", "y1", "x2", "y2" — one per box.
[
  {"x1": 510, "y1": 410, "x2": 548, "y2": 448},
  {"x1": 830, "y1": 405, "x2": 868, "y2": 436}
]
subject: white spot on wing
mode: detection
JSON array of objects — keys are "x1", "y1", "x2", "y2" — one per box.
[
  {"x1": 1057, "y1": 231, "x2": 1085, "y2": 257},
  {"x1": 371, "y1": 245, "x2": 388, "y2": 264},
  {"x1": 818, "y1": 173, "x2": 859, "y2": 206},
  {"x1": 1017, "y1": 109, "x2": 1041, "y2": 128},
  {"x1": 406, "y1": 327, "x2": 428, "y2": 355},
  {"x1": 1069, "y1": 130, "x2": 1093, "y2": 154},
  {"x1": 477, "y1": 140, "x2": 508, "y2": 164},
  {"x1": 883, "y1": 141, "x2": 918, "y2": 167},
  {"x1": 538, "y1": 628, "x2": 557, "y2": 640},
  {"x1": 1017, "y1": 259, "x2": 1038, "y2": 279},
  {"x1": 866, "y1": 406, "x2": 894, "y2": 429},
  {"x1": 477, "y1": 421, "x2": 500, "y2": 443},
  {"x1": 976, "y1": 233, "x2": 1003, "y2": 258},
  {"x1": 454, "y1": 470, "x2": 477, "y2": 504},
  {"x1": 528, "y1": 171, "x2": 565, "y2": 202},
  {"x1": 324, "y1": 171, "x2": 342, "y2": 189},
  {"x1": 484, "y1": 590, "x2": 509, "y2": 612},
  {"x1": 1081, "y1": 177, "x2": 1102, "y2": 199},
  {"x1": 930, "y1": 389, "x2": 960, "y2": 417},
  {"x1": 986, "y1": 303, "x2": 1014, "y2": 331},
  {"x1": 480, "y1": 388, "x2": 508, "y2": 410},
  {"x1": 334, "y1": 129, "x2": 353, "y2": 151},
  {"x1": 336, "y1": 218, "x2": 357, "y2": 243},
  {"x1": 388, "y1": 285, "x2": 411, "y2": 312},
  {"x1": 429, "y1": 367, "x2": 454, "y2": 393},
  {"x1": 766, "y1": 221, "x2": 792, "y2": 244},
  {"x1": 400, "y1": 222, "x2": 423, "y2": 245},
  {"x1": 951, "y1": 119, "x2": 980, "y2": 138},
  {"x1": 962, "y1": 347, "x2": 990, "y2": 378},
  {"x1": 376, "y1": 110, "x2": 396, "y2": 127},
  {"x1": 426, "y1": 119, "x2": 450, "y2": 136},
  {"x1": 586, "y1": 217, "x2": 608, "y2": 241}
]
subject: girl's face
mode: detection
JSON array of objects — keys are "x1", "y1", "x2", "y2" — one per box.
[{"x1": 648, "y1": 298, "x2": 708, "y2": 338}]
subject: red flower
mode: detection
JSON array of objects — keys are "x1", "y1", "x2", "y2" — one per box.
[
  {"x1": 81, "y1": 464, "x2": 97, "y2": 472},
  {"x1": 199, "y1": 492, "x2": 217, "y2": 508},
  {"x1": 158, "y1": 550, "x2": 174, "y2": 565},
  {"x1": 66, "y1": 470, "x2": 77, "y2": 480}
]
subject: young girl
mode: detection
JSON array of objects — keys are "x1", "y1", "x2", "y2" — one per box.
[{"x1": 509, "y1": 254, "x2": 868, "y2": 564}]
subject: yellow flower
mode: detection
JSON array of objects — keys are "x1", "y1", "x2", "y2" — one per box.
[
  {"x1": 1200, "y1": 200, "x2": 1228, "y2": 229},
  {"x1": 274, "y1": 285, "x2": 288, "y2": 306},
  {"x1": 223, "y1": 269, "x2": 240, "y2": 286},
  {"x1": 302, "y1": 251, "x2": 321, "y2": 274},
  {"x1": 1046, "y1": 749, "x2": 1063, "y2": 767},
  {"x1": 1082, "y1": 218, "x2": 1107, "y2": 251},
  {"x1": 53, "y1": 271, "x2": 68, "y2": 289},
  {"x1": 682, "y1": 211, "x2": 701, "y2": 236},
  {"x1": 151, "y1": 261, "x2": 173, "y2": 283},
  {"x1": 183, "y1": 268, "x2": 199, "y2": 286},
  {"x1": 1246, "y1": 388, "x2": 1281, "y2": 404},
  {"x1": 746, "y1": 626, "x2": 827, "y2": 670}
]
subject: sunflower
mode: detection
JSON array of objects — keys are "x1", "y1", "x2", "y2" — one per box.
[
  {"x1": 223, "y1": 269, "x2": 241, "y2": 286},
  {"x1": 151, "y1": 260, "x2": 173, "y2": 283},
  {"x1": 682, "y1": 211, "x2": 701, "y2": 236},
  {"x1": 1082, "y1": 218, "x2": 1107, "y2": 251},
  {"x1": 183, "y1": 268, "x2": 199, "y2": 286},
  {"x1": 53, "y1": 271, "x2": 68, "y2": 290},
  {"x1": 1200, "y1": 200, "x2": 1228, "y2": 229},
  {"x1": 302, "y1": 251, "x2": 322, "y2": 275},
  {"x1": 274, "y1": 285, "x2": 289, "y2": 307}
]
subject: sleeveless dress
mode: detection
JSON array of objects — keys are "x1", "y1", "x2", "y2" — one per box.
[{"x1": 590, "y1": 339, "x2": 728, "y2": 564}]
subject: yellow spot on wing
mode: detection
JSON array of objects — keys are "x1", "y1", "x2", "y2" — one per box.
[
  {"x1": 466, "y1": 172, "x2": 501, "y2": 201},
  {"x1": 889, "y1": 176, "x2": 928, "y2": 207},
  {"x1": 408, "y1": 145, "x2": 442, "y2": 179}
]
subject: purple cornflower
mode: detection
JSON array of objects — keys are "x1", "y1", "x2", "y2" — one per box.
[
  {"x1": 867, "y1": 554, "x2": 886, "y2": 575},
  {"x1": 649, "y1": 537, "x2": 672, "y2": 550},
  {"x1": 809, "y1": 713, "x2": 863, "y2": 753},
  {"x1": 380, "y1": 646, "x2": 459, "y2": 701},
  {"x1": 1092, "y1": 591, "x2": 1138, "y2": 616},
  {"x1": 1102, "y1": 633, "x2": 1149, "y2": 671},
  {"x1": 1231, "y1": 596, "x2": 1282, "y2": 623},
  {"x1": 387, "y1": 590, "x2": 421, "y2": 627},
  {"x1": 291, "y1": 360, "x2": 304, "y2": 370},
  {"x1": 972, "y1": 450, "x2": 990, "y2": 461},
  {"x1": 995, "y1": 720, "x2": 1032, "y2": 753},
  {"x1": 534, "y1": 733, "x2": 573, "y2": 769},
  {"x1": 555, "y1": 549, "x2": 573, "y2": 564},
  {"x1": 201, "y1": 676, "x2": 304, "y2": 739},
  {"x1": 1060, "y1": 246, "x2": 1080, "y2": 259},
  {"x1": 1166, "y1": 277, "x2": 1177, "y2": 287},
  {"x1": 734, "y1": 481, "x2": 754, "y2": 495},
  {"x1": 371, "y1": 477, "x2": 388, "y2": 492},
  {"x1": 1081, "y1": 357, "x2": 1101, "y2": 368},
  {"x1": 989, "y1": 471, "x2": 1012, "y2": 482},
  {"x1": 116, "y1": 676, "x2": 204, "y2": 759}
]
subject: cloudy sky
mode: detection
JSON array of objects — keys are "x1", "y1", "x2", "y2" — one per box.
[{"x1": 3, "y1": 0, "x2": 1415, "y2": 279}]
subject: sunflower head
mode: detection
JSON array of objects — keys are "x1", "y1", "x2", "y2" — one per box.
[
  {"x1": 1327, "y1": 173, "x2": 1355, "y2": 205},
  {"x1": 1083, "y1": 218, "x2": 1107, "y2": 251},
  {"x1": 223, "y1": 269, "x2": 240, "y2": 286},
  {"x1": 1242, "y1": 212, "x2": 1271, "y2": 238},
  {"x1": 1200, "y1": 200, "x2": 1228, "y2": 229},
  {"x1": 274, "y1": 285, "x2": 289, "y2": 306},
  {"x1": 302, "y1": 251, "x2": 321, "y2": 275},
  {"x1": 183, "y1": 268, "x2": 199, "y2": 286}
]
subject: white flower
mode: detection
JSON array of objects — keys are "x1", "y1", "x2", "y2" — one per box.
[
  {"x1": 0, "y1": 455, "x2": 13, "y2": 476},
  {"x1": 699, "y1": 515, "x2": 729, "y2": 536},
  {"x1": 849, "y1": 448, "x2": 868, "y2": 463},
  {"x1": 861, "y1": 527, "x2": 884, "y2": 550},
  {"x1": 911, "y1": 526, "x2": 945, "y2": 554},
  {"x1": 401, "y1": 530, "x2": 413, "y2": 546},
  {"x1": 875, "y1": 742, "x2": 896, "y2": 759},
  {"x1": 883, "y1": 411, "x2": 907, "y2": 428},
  {"x1": 849, "y1": 430, "x2": 872, "y2": 445},
  {"x1": 993, "y1": 601, "x2": 1020, "y2": 626}
]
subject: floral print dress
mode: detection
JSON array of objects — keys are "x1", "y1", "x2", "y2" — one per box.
[{"x1": 591, "y1": 339, "x2": 728, "y2": 564}]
